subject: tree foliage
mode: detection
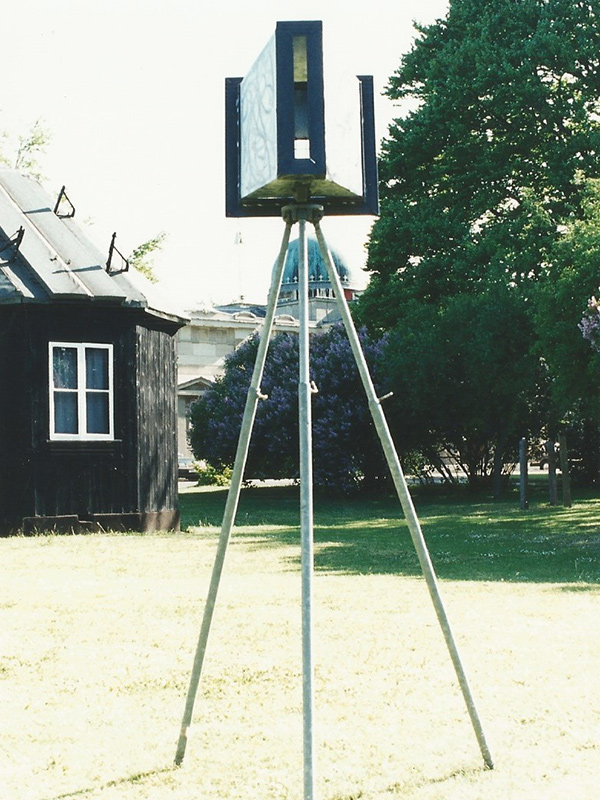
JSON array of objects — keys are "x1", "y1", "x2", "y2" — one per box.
[
  {"x1": 128, "y1": 231, "x2": 166, "y2": 284},
  {"x1": 14, "y1": 120, "x2": 51, "y2": 180},
  {"x1": 188, "y1": 326, "x2": 390, "y2": 492},
  {"x1": 382, "y1": 287, "x2": 543, "y2": 488},
  {"x1": 543, "y1": 178, "x2": 600, "y2": 480},
  {"x1": 0, "y1": 120, "x2": 52, "y2": 180},
  {"x1": 538, "y1": 179, "x2": 600, "y2": 414},
  {"x1": 357, "y1": 0, "x2": 600, "y2": 484},
  {"x1": 366, "y1": 0, "x2": 600, "y2": 304}
]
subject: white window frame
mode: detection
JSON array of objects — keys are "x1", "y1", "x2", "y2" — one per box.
[{"x1": 49, "y1": 342, "x2": 114, "y2": 441}]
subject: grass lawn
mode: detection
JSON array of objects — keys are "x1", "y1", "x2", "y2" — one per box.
[{"x1": 1, "y1": 479, "x2": 599, "y2": 799}]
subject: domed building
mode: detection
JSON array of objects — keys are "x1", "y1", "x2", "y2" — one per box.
[
  {"x1": 176, "y1": 235, "x2": 365, "y2": 457},
  {"x1": 275, "y1": 236, "x2": 363, "y2": 324}
]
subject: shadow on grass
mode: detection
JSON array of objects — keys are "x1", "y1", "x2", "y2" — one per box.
[
  {"x1": 41, "y1": 767, "x2": 175, "y2": 800},
  {"x1": 386, "y1": 764, "x2": 487, "y2": 795},
  {"x1": 179, "y1": 483, "x2": 600, "y2": 585}
]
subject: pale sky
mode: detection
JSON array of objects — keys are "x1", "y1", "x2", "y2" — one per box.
[{"x1": 1, "y1": 0, "x2": 449, "y2": 309}]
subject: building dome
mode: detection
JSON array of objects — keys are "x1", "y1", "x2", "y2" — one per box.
[
  {"x1": 276, "y1": 236, "x2": 361, "y2": 321},
  {"x1": 281, "y1": 236, "x2": 350, "y2": 286}
]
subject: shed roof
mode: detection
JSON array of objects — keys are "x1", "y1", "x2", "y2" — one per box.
[{"x1": 0, "y1": 170, "x2": 188, "y2": 325}]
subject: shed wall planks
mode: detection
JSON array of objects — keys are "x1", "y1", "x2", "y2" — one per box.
[
  {"x1": 0, "y1": 303, "x2": 181, "y2": 534},
  {"x1": 135, "y1": 325, "x2": 179, "y2": 512}
]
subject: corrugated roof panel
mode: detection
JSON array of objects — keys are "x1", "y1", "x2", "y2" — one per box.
[
  {"x1": 0, "y1": 267, "x2": 20, "y2": 302},
  {"x1": 0, "y1": 249, "x2": 47, "y2": 302},
  {"x1": 0, "y1": 171, "x2": 128, "y2": 302},
  {"x1": 58, "y1": 217, "x2": 148, "y2": 306},
  {"x1": 0, "y1": 188, "x2": 91, "y2": 299},
  {"x1": 0, "y1": 170, "x2": 188, "y2": 324}
]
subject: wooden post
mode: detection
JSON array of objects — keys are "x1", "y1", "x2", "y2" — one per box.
[
  {"x1": 519, "y1": 437, "x2": 528, "y2": 510},
  {"x1": 559, "y1": 434, "x2": 572, "y2": 508},
  {"x1": 546, "y1": 440, "x2": 557, "y2": 506}
]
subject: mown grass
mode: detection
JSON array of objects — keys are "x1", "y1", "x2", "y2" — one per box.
[
  {"x1": 179, "y1": 476, "x2": 600, "y2": 584},
  {"x1": 1, "y1": 480, "x2": 599, "y2": 800}
]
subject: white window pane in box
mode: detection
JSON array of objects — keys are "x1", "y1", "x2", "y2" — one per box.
[
  {"x1": 49, "y1": 342, "x2": 114, "y2": 441},
  {"x1": 54, "y1": 391, "x2": 78, "y2": 434},
  {"x1": 53, "y1": 347, "x2": 78, "y2": 389},
  {"x1": 86, "y1": 348, "x2": 109, "y2": 390},
  {"x1": 86, "y1": 392, "x2": 110, "y2": 434}
]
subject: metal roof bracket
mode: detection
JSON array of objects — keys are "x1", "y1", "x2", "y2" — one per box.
[
  {"x1": 0, "y1": 226, "x2": 25, "y2": 262},
  {"x1": 53, "y1": 186, "x2": 76, "y2": 218},
  {"x1": 106, "y1": 232, "x2": 129, "y2": 274}
]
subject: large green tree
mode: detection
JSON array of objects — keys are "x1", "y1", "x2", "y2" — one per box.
[
  {"x1": 358, "y1": 0, "x2": 600, "y2": 484},
  {"x1": 365, "y1": 0, "x2": 600, "y2": 309}
]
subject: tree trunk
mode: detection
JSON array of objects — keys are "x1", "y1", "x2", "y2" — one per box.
[
  {"x1": 559, "y1": 434, "x2": 572, "y2": 508},
  {"x1": 519, "y1": 437, "x2": 528, "y2": 510},
  {"x1": 546, "y1": 440, "x2": 557, "y2": 506},
  {"x1": 580, "y1": 420, "x2": 600, "y2": 487},
  {"x1": 492, "y1": 440, "x2": 504, "y2": 500}
]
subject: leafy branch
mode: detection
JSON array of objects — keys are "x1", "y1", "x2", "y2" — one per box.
[
  {"x1": 11, "y1": 120, "x2": 51, "y2": 180},
  {"x1": 128, "y1": 232, "x2": 167, "y2": 283}
]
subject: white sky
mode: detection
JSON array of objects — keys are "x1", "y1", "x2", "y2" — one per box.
[{"x1": 1, "y1": 0, "x2": 448, "y2": 309}]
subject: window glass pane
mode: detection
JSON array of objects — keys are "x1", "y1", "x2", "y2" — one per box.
[
  {"x1": 53, "y1": 348, "x2": 78, "y2": 389},
  {"x1": 54, "y1": 392, "x2": 78, "y2": 433},
  {"x1": 86, "y1": 348, "x2": 109, "y2": 390},
  {"x1": 86, "y1": 392, "x2": 109, "y2": 434}
]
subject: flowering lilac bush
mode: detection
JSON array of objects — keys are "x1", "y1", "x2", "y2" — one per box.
[{"x1": 189, "y1": 325, "x2": 390, "y2": 492}]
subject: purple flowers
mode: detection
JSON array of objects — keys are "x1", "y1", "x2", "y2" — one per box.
[
  {"x1": 580, "y1": 295, "x2": 600, "y2": 352},
  {"x1": 188, "y1": 324, "x2": 389, "y2": 492}
]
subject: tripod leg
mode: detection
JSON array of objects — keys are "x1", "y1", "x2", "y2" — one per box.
[
  {"x1": 296, "y1": 210, "x2": 316, "y2": 800},
  {"x1": 313, "y1": 222, "x2": 494, "y2": 771},
  {"x1": 174, "y1": 219, "x2": 294, "y2": 766}
]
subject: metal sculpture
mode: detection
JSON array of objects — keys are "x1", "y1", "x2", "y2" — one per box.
[{"x1": 175, "y1": 21, "x2": 493, "y2": 798}]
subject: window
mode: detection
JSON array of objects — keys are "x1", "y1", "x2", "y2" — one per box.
[{"x1": 49, "y1": 342, "x2": 114, "y2": 440}]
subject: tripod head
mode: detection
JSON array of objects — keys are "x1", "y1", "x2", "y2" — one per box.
[{"x1": 225, "y1": 20, "x2": 378, "y2": 218}]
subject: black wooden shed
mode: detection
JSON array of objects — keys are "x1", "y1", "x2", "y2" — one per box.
[{"x1": 0, "y1": 171, "x2": 189, "y2": 535}]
